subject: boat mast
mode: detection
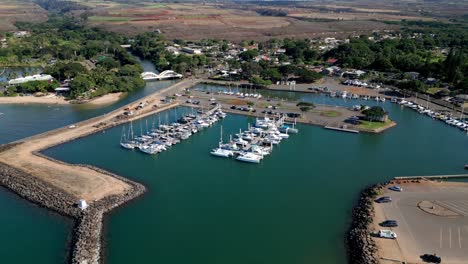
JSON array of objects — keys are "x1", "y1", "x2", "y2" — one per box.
[
  {"x1": 219, "y1": 125, "x2": 223, "y2": 147},
  {"x1": 426, "y1": 94, "x2": 429, "y2": 109},
  {"x1": 121, "y1": 126, "x2": 126, "y2": 143},
  {"x1": 461, "y1": 104, "x2": 465, "y2": 120},
  {"x1": 130, "y1": 121, "x2": 134, "y2": 140}
]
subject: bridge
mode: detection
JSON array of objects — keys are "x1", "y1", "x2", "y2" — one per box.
[{"x1": 141, "y1": 70, "x2": 183, "y2": 81}]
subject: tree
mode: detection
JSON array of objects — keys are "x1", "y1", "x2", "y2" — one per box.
[
  {"x1": 250, "y1": 76, "x2": 272, "y2": 86},
  {"x1": 70, "y1": 75, "x2": 95, "y2": 98},
  {"x1": 240, "y1": 49, "x2": 259, "y2": 61},
  {"x1": 241, "y1": 62, "x2": 262, "y2": 79},
  {"x1": 261, "y1": 68, "x2": 282, "y2": 82},
  {"x1": 362, "y1": 106, "x2": 386, "y2": 122},
  {"x1": 296, "y1": 68, "x2": 322, "y2": 83}
]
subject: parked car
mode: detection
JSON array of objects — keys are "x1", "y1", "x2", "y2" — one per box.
[
  {"x1": 287, "y1": 113, "x2": 301, "y2": 118},
  {"x1": 389, "y1": 186, "x2": 403, "y2": 192},
  {"x1": 379, "y1": 220, "x2": 398, "y2": 227},
  {"x1": 378, "y1": 230, "x2": 397, "y2": 239},
  {"x1": 420, "y1": 254, "x2": 441, "y2": 263},
  {"x1": 375, "y1": 197, "x2": 392, "y2": 203}
]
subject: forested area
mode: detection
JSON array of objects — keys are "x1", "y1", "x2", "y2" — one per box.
[
  {"x1": 325, "y1": 21, "x2": 468, "y2": 94},
  {"x1": 1, "y1": 16, "x2": 144, "y2": 99},
  {"x1": 131, "y1": 33, "x2": 322, "y2": 85}
]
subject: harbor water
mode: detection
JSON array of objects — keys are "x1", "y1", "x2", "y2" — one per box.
[
  {"x1": 0, "y1": 78, "x2": 467, "y2": 263},
  {"x1": 0, "y1": 59, "x2": 172, "y2": 263},
  {"x1": 44, "y1": 100, "x2": 468, "y2": 263}
]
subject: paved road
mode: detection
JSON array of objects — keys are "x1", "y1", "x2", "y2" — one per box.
[{"x1": 375, "y1": 182, "x2": 468, "y2": 263}]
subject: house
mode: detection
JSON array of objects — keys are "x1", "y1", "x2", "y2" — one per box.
[
  {"x1": 425, "y1": 78, "x2": 438, "y2": 85},
  {"x1": 405, "y1": 72, "x2": 420, "y2": 80},
  {"x1": 181, "y1": 47, "x2": 202, "y2": 54},
  {"x1": 166, "y1": 46, "x2": 180, "y2": 55},
  {"x1": 342, "y1": 70, "x2": 366, "y2": 79},
  {"x1": 326, "y1": 58, "x2": 338, "y2": 65},
  {"x1": 321, "y1": 66, "x2": 341, "y2": 76},
  {"x1": 455, "y1": 94, "x2": 468, "y2": 104},
  {"x1": 13, "y1": 31, "x2": 29, "y2": 38},
  {"x1": 275, "y1": 48, "x2": 286, "y2": 54}
]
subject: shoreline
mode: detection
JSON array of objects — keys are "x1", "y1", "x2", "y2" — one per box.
[
  {"x1": 346, "y1": 183, "x2": 385, "y2": 264},
  {"x1": 0, "y1": 79, "x2": 194, "y2": 264},
  {"x1": 0, "y1": 78, "x2": 394, "y2": 264},
  {"x1": 0, "y1": 92, "x2": 123, "y2": 106},
  {"x1": 0, "y1": 154, "x2": 146, "y2": 264}
]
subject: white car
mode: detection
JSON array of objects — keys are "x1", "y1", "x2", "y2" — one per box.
[
  {"x1": 389, "y1": 186, "x2": 403, "y2": 192},
  {"x1": 378, "y1": 230, "x2": 397, "y2": 239}
]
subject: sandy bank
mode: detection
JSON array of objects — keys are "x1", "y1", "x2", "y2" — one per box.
[
  {"x1": 87, "y1": 92, "x2": 123, "y2": 105},
  {"x1": 0, "y1": 94, "x2": 68, "y2": 105},
  {"x1": 0, "y1": 92, "x2": 124, "y2": 106}
]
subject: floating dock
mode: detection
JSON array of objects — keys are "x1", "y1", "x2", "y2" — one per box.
[{"x1": 324, "y1": 126, "x2": 359, "y2": 134}]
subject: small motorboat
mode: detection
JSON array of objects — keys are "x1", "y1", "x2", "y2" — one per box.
[{"x1": 465, "y1": 164, "x2": 468, "y2": 170}]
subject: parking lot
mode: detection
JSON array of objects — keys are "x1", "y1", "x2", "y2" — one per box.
[{"x1": 373, "y1": 181, "x2": 468, "y2": 263}]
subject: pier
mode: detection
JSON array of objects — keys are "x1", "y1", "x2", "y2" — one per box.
[
  {"x1": 394, "y1": 174, "x2": 468, "y2": 180},
  {"x1": 0, "y1": 79, "x2": 199, "y2": 264}
]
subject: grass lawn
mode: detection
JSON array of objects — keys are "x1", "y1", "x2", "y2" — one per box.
[
  {"x1": 358, "y1": 120, "x2": 393, "y2": 130},
  {"x1": 89, "y1": 16, "x2": 132, "y2": 22},
  {"x1": 320, "y1": 110, "x2": 341, "y2": 117},
  {"x1": 145, "y1": 4, "x2": 167, "y2": 8},
  {"x1": 426, "y1": 87, "x2": 444, "y2": 95}
]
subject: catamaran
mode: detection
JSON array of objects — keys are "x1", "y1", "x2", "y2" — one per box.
[{"x1": 236, "y1": 152, "x2": 262, "y2": 163}]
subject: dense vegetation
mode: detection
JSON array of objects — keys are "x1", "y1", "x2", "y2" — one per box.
[
  {"x1": 35, "y1": 0, "x2": 89, "y2": 14},
  {"x1": 362, "y1": 106, "x2": 386, "y2": 122},
  {"x1": 325, "y1": 21, "x2": 468, "y2": 94},
  {"x1": 131, "y1": 32, "x2": 208, "y2": 76},
  {"x1": 1, "y1": 16, "x2": 144, "y2": 99},
  {"x1": 130, "y1": 33, "x2": 322, "y2": 85},
  {"x1": 256, "y1": 9, "x2": 288, "y2": 17}
]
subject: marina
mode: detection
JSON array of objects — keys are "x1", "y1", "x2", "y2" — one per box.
[
  {"x1": 194, "y1": 84, "x2": 468, "y2": 134},
  {"x1": 43, "y1": 105, "x2": 468, "y2": 264},
  {"x1": 0, "y1": 74, "x2": 467, "y2": 264},
  {"x1": 210, "y1": 116, "x2": 298, "y2": 163},
  {"x1": 120, "y1": 106, "x2": 227, "y2": 155}
]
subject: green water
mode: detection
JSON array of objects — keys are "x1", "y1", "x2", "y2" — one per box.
[
  {"x1": 42, "y1": 101, "x2": 468, "y2": 264},
  {"x1": 0, "y1": 59, "x2": 174, "y2": 263},
  {"x1": 0, "y1": 190, "x2": 72, "y2": 263}
]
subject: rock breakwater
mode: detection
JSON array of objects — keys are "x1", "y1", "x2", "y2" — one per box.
[
  {"x1": 0, "y1": 146, "x2": 146, "y2": 264},
  {"x1": 346, "y1": 184, "x2": 385, "y2": 264}
]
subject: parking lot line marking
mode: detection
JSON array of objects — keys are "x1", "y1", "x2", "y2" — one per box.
[
  {"x1": 449, "y1": 227, "x2": 452, "y2": 249},
  {"x1": 440, "y1": 201, "x2": 468, "y2": 216},
  {"x1": 459, "y1": 227, "x2": 462, "y2": 249},
  {"x1": 440, "y1": 228, "x2": 443, "y2": 248}
]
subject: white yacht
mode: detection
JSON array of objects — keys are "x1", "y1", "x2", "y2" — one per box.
[
  {"x1": 210, "y1": 148, "x2": 234, "y2": 158},
  {"x1": 236, "y1": 152, "x2": 262, "y2": 163}
]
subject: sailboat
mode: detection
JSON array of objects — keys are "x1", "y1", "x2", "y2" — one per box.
[
  {"x1": 210, "y1": 125, "x2": 234, "y2": 158},
  {"x1": 120, "y1": 125, "x2": 135, "y2": 149}
]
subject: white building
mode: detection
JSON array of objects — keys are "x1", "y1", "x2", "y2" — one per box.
[
  {"x1": 8, "y1": 74, "x2": 54, "y2": 85},
  {"x1": 181, "y1": 47, "x2": 202, "y2": 54},
  {"x1": 77, "y1": 199, "x2": 88, "y2": 210}
]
